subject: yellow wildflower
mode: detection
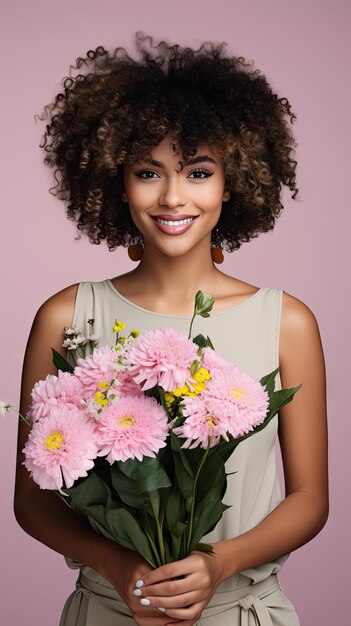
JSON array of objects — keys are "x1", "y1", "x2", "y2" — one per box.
[
  {"x1": 192, "y1": 381, "x2": 206, "y2": 394},
  {"x1": 112, "y1": 321, "x2": 126, "y2": 333},
  {"x1": 94, "y1": 391, "x2": 108, "y2": 406},
  {"x1": 164, "y1": 392, "x2": 175, "y2": 405},
  {"x1": 98, "y1": 382, "x2": 108, "y2": 390},
  {"x1": 173, "y1": 384, "x2": 190, "y2": 397},
  {"x1": 130, "y1": 329, "x2": 140, "y2": 338},
  {"x1": 192, "y1": 367, "x2": 211, "y2": 383}
]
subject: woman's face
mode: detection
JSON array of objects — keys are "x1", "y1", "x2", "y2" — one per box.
[{"x1": 121, "y1": 134, "x2": 230, "y2": 259}]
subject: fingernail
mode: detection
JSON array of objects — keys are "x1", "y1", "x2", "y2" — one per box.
[
  {"x1": 140, "y1": 598, "x2": 150, "y2": 606},
  {"x1": 158, "y1": 607, "x2": 166, "y2": 612},
  {"x1": 133, "y1": 588, "x2": 142, "y2": 596},
  {"x1": 135, "y1": 579, "x2": 144, "y2": 588}
]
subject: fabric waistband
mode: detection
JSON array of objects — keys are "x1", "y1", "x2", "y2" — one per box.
[{"x1": 76, "y1": 570, "x2": 281, "y2": 624}]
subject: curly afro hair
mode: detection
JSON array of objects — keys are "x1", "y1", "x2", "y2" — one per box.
[{"x1": 39, "y1": 31, "x2": 299, "y2": 252}]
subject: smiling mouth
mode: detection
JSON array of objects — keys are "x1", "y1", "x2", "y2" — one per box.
[{"x1": 151, "y1": 216, "x2": 199, "y2": 226}]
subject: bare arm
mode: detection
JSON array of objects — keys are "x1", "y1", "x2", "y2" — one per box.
[
  {"x1": 132, "y1": 291, "x2": 330, "y2": 625},
  {"x1": 13, "y1": 284, "x2": 117, "y2": 570},
  {"x1": 217, "y1": 290, "x2": 329, "y2": 579},
  {"x1": 14, "y1": 284, "x2": 173, "y2": 624}
]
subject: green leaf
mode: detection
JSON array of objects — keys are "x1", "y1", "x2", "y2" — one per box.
[
  {"x1": 116, "y1": 457, "x2": 172, "y2": 493},
  {"x1": 191, "y1": 333, "x2": 216, "y2": 351},
  {"x1": 185, "y1": 495, "x2": 194, "y2": 514},
  {"x1": 195, "y1": 451, "x2": 226, "y2": 501},
  {"x1": 110, "y1": 464, "x2": 153, "y2": 513},
  {"x1": 51, "y1": 348, "x2": 74, "y2": 373},
  {"x1": 165, "y1": 484, "x2": 184, "y2": 528},
  {"x1": 259, "y1": 367, "x2": 280, "y2": 393},
  {"x1": 62, "y1": 471, "x2": 111, "y2": 507},
  {"x1": 170, "y1": 521, "x2": 187, "y2": 561},
  {"x1": 148, "y1": 490, "x2": 160, "y2": 518},
  {"x1": 188, "y1": 487, "x2": 225, "y2": 552},
  {"x1": 194, "y1": 542, "x2": 215, "y2": 554},
  {"x1": 267, "y1": 384, "x2": 303, "y2": 419},
  {"x1": 206, "y1": 335, "x2": 215, "y2": 350},
  {"x1": 105, "y1": 507, "x2": 157, "y2": 568},
  {"x1": 192, "y1": 333, "x2": 209, "y2": 350}
]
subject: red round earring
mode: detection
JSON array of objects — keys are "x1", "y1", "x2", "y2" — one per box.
[
  {"x1": 127, "y1": 244, "x2": 143, "y2": 261},
  {"x1": 211, "y1": 226, "x2": 224, "y2": 264},
  {"x1": 211, "y1": 245, "x2": 224, "y2": 264}
]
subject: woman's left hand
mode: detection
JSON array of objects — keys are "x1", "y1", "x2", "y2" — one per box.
[{"x1": 130, "y1": 541, "x2": 232, "y2": 626}]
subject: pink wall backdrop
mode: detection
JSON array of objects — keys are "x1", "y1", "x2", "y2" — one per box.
[{"x1": 1, "y1": 0, "x2": 349, "y2": 624}]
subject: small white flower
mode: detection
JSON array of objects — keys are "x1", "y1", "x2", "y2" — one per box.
[
  {"x1": 62, "y1": 338, "x2": 73, "y2": 348},
  {"x1": 64, "y1": 327, "x2": 76, "y2": 336},
  {"x1": 74, "y1": 334, "x2": 86, "y2": 345},
  {"x1": 0, "y1": 401, "x2": 11, "y2": 416},
  {"x1": 88, "y1": 335, "x2": 99, "y2": 342}
]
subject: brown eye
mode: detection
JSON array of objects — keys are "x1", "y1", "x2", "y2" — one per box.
[
  {"x1": 135, "y1": 170, "x2": 159, "y2": 179},
  {"x1": 188, "y1": 168, "x2": 213, "y2": 179}
]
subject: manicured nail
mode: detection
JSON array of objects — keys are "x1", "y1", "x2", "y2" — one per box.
[
  {"x1": 158, "y1": 607, "x2": 166, "y2": 612},
  {"x1": 140, "y1": 598, "x2": 150, "y2": 606},
  {"x1": 135, "y1": 579, "x2": 144, "y2": 588},
  {"x1": 133, "y1": 588, "x2": 142, "y2": 596}
]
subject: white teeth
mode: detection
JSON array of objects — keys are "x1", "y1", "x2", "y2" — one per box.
[{"x1": 155, "y1": 217, "x2": 194, "y2": 226}]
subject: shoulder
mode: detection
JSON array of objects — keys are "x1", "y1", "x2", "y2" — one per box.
[
  {"x1": 34, "y1": 282, "x2": 80, "y2": 331},
  {"x1": 279, "y1": 289, "x2": 323, "y2": 366}
]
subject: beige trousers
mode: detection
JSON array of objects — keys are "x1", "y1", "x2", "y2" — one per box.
[{"x1": 59, "y1": 570, "x2": 300, "y2": 626}]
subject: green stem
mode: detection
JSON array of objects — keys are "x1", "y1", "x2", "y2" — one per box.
[
  {"x1": 188, "y1": 312, "x2": 196, "y2": 340},
  {"x1": 186, "y1": 442, "x2": 211, "y2": 553},
  {"x1": 6, "y1": 405, "x2": 32, "y2": 427},
  {"x1": 149, "y1": 492, "x2": 166, "y2": 565},
  {"x1": 142, "y1": 511, "x2": 162, "y2": 568}
]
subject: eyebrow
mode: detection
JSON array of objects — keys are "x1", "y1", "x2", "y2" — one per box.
[{"x1": 141, "y1": 155, "x2": 217, "y2": 168}]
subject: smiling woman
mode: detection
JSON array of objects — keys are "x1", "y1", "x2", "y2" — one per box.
[
  {"x1": 120, "y1": 137, "x2": 230, "y2": 258},
  {"x1": 14, "y1": 30, "x2": 328, "y2": 626}
]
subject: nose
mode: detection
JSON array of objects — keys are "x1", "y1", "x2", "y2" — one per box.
[{"x1": 158, "y1": 175, "x2": 187, "y2": 208}]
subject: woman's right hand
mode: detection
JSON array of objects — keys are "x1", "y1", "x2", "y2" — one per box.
[{"x1": 96, "y1": 540, "x2": 182, "y2": 625}]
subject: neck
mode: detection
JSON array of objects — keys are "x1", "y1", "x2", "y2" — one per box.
[{"x1": 127, "y1": 236, "x2": 223, "y2": 303}]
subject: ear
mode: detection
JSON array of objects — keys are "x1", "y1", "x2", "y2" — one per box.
[
  {"x1": 121, "y1": 191, "x2": 128, "y2": 203},
  {"x1": 223, "y1": 190, "x2": 231, "y2": 202}
]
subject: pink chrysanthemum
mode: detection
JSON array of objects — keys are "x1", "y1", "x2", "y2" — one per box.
[
  {"x1": 201, "y1": 346, "x2": 229, "y2": 373},
  {"x1": 28, "y1": 371, "x2": 84, "y2": 422},
  {"x1": 173, "y1": 395, "x2": 230, "y2": 449},
  {"x1": 202, "y1": 364, "x2": 269, "y2": 437},
  {"x1": 118, "y1": 369, "x2": 144, "y2": 397},
  {"x1": 94, "y1": 394, "x2": 169, "y2": 463},
  {"x1": 127, "y1": 328, "x2": 198, "y2": 392},
  {"x1": 22, "y1": 406, "x2": 98, "y2": 492},
  {"x1": 74, "y1": 345, "x2": 119, "y2": 395}
]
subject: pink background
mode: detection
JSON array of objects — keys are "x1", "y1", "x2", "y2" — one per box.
[{"x1": 1, "y1": 1, "x2": 349, "y2": 623}]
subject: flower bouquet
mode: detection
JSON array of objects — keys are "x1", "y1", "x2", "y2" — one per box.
[{"x1": 4, "y1": 291, "x2": 302, "y2": 568}]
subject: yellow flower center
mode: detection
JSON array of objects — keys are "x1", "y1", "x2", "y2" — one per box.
[
  {"x1": 229, "y1": 388, "x2": 244, "y2": 398},
  {"x1": 119, "y1": 415, "x2": 135, "y2": 428},
  {"x1": 45, "y1": 431, "x2": 63, "y2": 451},
  {"x1": 206, "y1": 416, "x2": 217, "y2": 430}
]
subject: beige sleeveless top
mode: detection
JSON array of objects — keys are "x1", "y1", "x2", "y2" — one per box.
[{"x1": 64, "y1": 279, "x2": 290, "y2": 591}]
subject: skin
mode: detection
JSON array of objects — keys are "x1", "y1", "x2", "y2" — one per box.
[{"x1": 14, "y1": 134, "x2": 329, "y2": 626}]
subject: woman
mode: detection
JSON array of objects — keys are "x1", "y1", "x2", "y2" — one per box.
[{"x1": 14, "y1": 32, "x2": 329, "y2": 626}]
